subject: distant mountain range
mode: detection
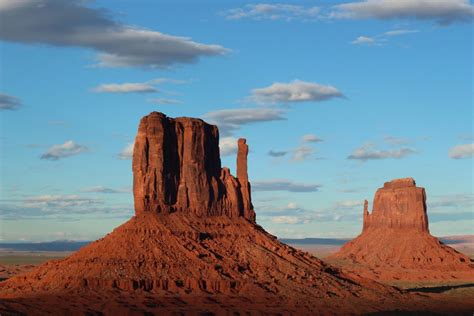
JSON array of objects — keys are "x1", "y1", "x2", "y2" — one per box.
[
  {"x1": 0, "y1": 240, "x2": 90, "y2": 252},
  {"x1": 0, "y1": 235, "x2": 472, "y2": 252}
]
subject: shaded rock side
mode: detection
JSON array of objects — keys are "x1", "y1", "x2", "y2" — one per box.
[{"x1": 133, "y1": 112, "x2": 255, "y2": 222}]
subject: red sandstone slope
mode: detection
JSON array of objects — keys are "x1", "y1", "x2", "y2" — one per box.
[
  {"x1": 330, "y1": 178, "x2": 474, "y2": 282},
  {"x1": 0, "y1": 114, "x2": 466, "y2": 314}
]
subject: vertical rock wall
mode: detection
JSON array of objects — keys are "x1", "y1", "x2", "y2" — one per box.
[{"x1": 132, "y1": 112, "x2": 255, "y2": 222}]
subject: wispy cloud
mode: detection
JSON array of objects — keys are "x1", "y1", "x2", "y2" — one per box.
[
  {"x1": 331, "y1": 0, "x2": 474, "y2": 25},
  {"x1": 23, "y1": 194, "x2": 101, "y2": 211},
  {"x1": 351, "y1": 29, "x2": 419, "y2": 46},
  {"x1": 271, "y1": 215, "x2": 310, "y2": 224},
  {"x1": 252, "y1": 179, "x2": 321, "y2": 192},
  {"x1": 147, "y1": 98, "x2": 181, "y2": 105},
  {"x1": 291, "y1": 145, "x2": 315, "y2": 162},
  {"x1": 428, "y1": 193, "x2": 474, "y2": 210},
  {"x1": 81, "y1": 186, "x2": 130, "y2": 194},
  {"x1": 251, "y1": 80, "x2": 343, "y2": 104},
  {"x1": 204, "y1": 108, "x2": 286, "y2": 136},
  {"x1": 384, "y1": 29, "x2": 420, "y2": 36},
  {"x1": 348, "y1": 143, "x2": 416, "y2": 161},
  {"x1": 118, "y1": 142, "x2": 134, "y2": 160},
  {"x1": 222, "y1": 4, "x2": 320, "y2": 21},
  {"x1": 383, "y1": 135, "x2": 410, "y2": 145},
  {"x1": 1, "y1": 194, "x2": 133, "y2": 221},
  {"x1": 351, "y1": 35, "x2": 377, "y2": 45},
  {"x1": 301, "y1": 134, "x2": 323, "y2": 143},
  {"x1": 449, "y1": 143, "x2": 474, "y2": 159},
  {"x1": 93, "y1": 78, "x2": 188, "y2": 94},
  {"x1": 219, "y1": 137, "x2": 238, "y2": 156},
  {"x1": 334, "y1": 200, "x2": 365, "y2": 210},
  {"x1": 0, "y1": 0, "x2": 228, "y2": 68},
  {"x1": 93, "y1": 83, "x2": 157, "y2": 93},
  {"x1": 0, "y1": 93, "x2": 21, "y2": 110},
  {"x1": 40, "y1": 140, "x2": 88, "y2": 161},
  {"x1": 268, "y1": 150, "x2": 288, "y2": 157}
]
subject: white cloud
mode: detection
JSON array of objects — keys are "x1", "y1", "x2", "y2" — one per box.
[
  {"x1": 449, "y1": 143, "x2": 474, "y2": 159},
  {"x1": 272, "y1": 215, "x2": 307, "y2": 224},
  {"x1": 204, "y1": 108, "x2": 286, "y2": 136},
  {"x1": 0, "y1": 93, "x2": 21, "y2": 110},
  {"x1": 222, "y1": 4, "x2": 320, "y2": 21},
  {"x1": 118, "y1": 142, "x2": 134, "y2": 160},
  {"x1": 219, "y1": 137, "x2": 238, "y2": 156},
  {"x1": 0, "y1": 0, "x2": 228, "y2": 68},
  {"x1": 351, "y1": 35, "x2": 376, "y2": 45},
  {"x1": 252, "y1": 179, "x2": 321, "y2": 192},
  {"x1": 348, "y1": 143, "x2": 416, "y2": 161},
  {"x1": 332, "y1": 0, "x2": 474, "y2": 25},
  {"x1": 384, "y1": 29, "x2": 420, "y2": 36},
  {"x1": 291, "y1": 145, "x2": 314, "y2": 162},
  {"x1": 147, "y1": 98, "x2": 181, "y2": 105},
  {"x1": 93, "y1": 77, "x2": 188, "y2": 94},
  {"x1": 93, "y1": 83, "x2": 157, "y2": 93},
  {"x1": 149, "y1": 78, "x2": 189, "y2": 84},
  {"x1": 302, "y1": 134, "x2": 323, "y2": 143},
  {"x1": 40, "y1": 140, "x2": 88, "y2": 160},
  {"x1": 251, "y1": 80, "x2": 343, "y2": 104}
]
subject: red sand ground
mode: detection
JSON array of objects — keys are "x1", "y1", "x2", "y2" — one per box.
[{"x1": 1, "y1": 213, "x2": 473, "y2": 315}]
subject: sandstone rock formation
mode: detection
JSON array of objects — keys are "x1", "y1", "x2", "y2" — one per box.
[
  {"x1": 0, "y1": 116, "x2": 469, "y2": 314},
  {"x1": 330, "y1": 178, "x2": 474, "y2": 283},
  {"x1": 133, "y1": 112, "x2": 255, "y2": 221}
]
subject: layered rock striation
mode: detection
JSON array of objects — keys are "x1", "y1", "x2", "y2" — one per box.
[
  {"x1": 133, "y1": 112, "x2": 255, "y2": 221},
  {"x1": 331, "y1": 178, "x2": 473, "y2": 281}
]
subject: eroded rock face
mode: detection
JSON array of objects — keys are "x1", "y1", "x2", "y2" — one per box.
[
  {"x1": 363, "y1": 178, "x2": 428, "y2": 233},
  {"x1": 132, "y1": 112, "x2": 255, "y2": 222}
]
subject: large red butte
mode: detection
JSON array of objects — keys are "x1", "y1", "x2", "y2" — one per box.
[{"x1": 133, "y1": 112, "x2": 255, "y2": 221}]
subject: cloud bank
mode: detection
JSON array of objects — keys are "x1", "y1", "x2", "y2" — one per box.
[{"x1": 0, "y1": 0, "x2": 228, "y2": 68}]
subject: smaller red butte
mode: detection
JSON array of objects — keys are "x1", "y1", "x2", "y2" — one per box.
[{"x1": 331, "y1": 178, "x2": 474, "y2": 282}]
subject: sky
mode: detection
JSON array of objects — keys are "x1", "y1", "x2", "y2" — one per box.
[{"x1": 0, "y1": 0, "x2": 472, "y2": 242}]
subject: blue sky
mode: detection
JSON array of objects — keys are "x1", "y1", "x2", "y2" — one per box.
[{"x1": 0, "y1": 0, "x2": 473, "y2": 241}]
